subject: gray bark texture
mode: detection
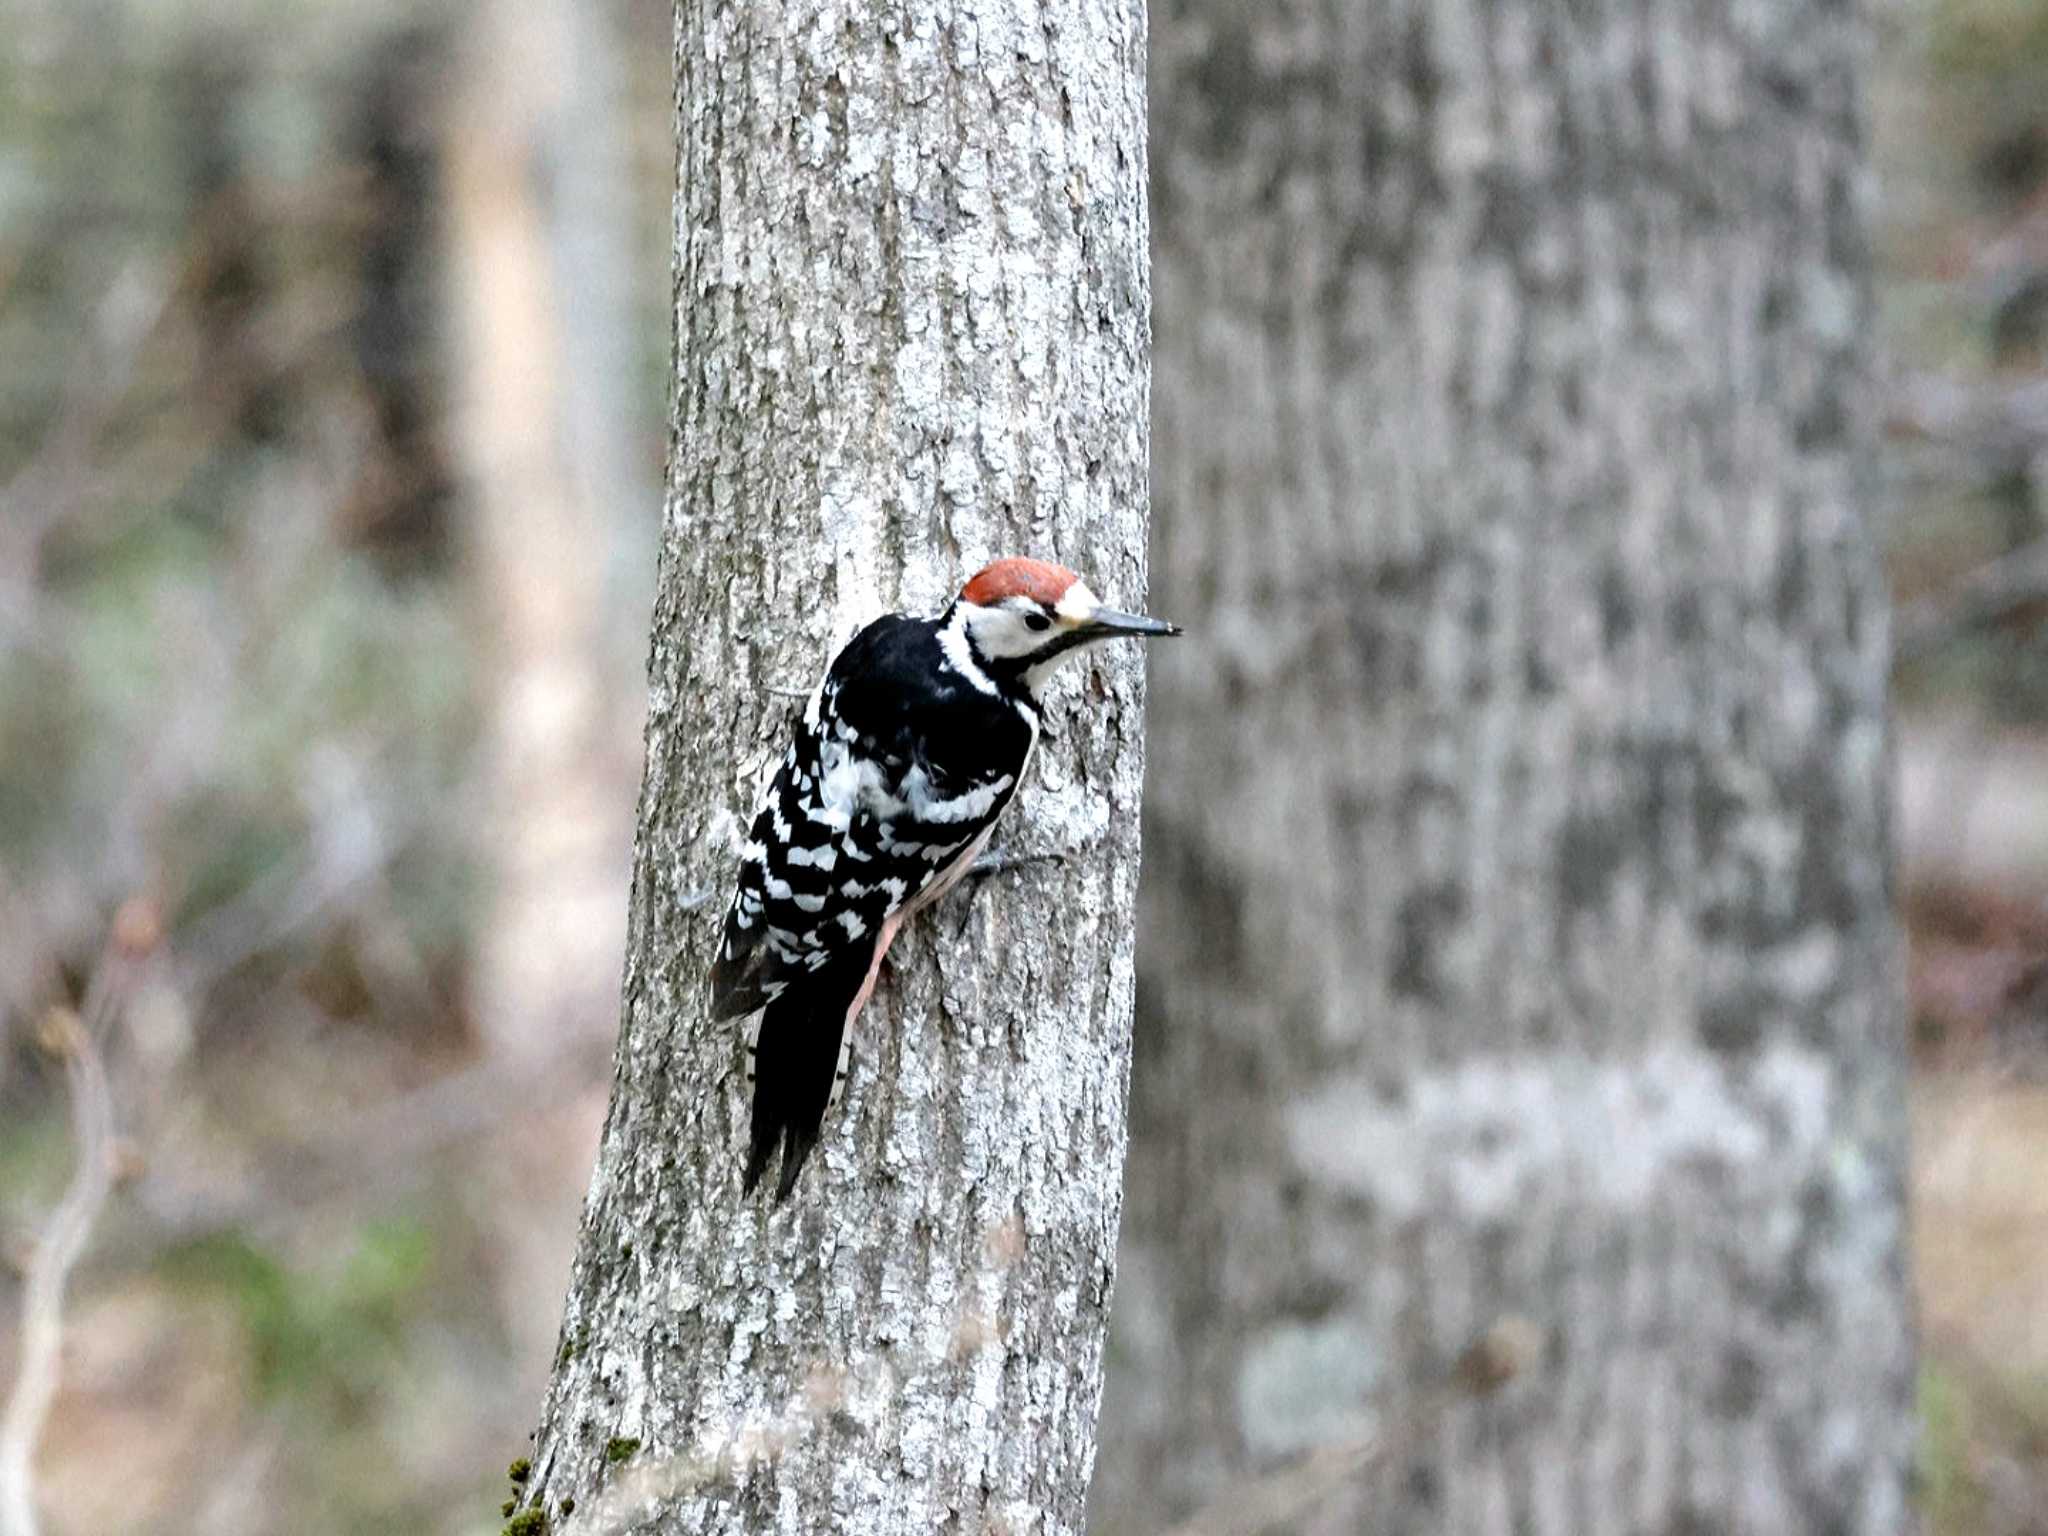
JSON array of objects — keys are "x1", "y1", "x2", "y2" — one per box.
[
  {"x1": 521, "y1": 2, "x2": 1150, "y2": 1534},
  {"x1": 1092, "y1": 2, "x2": 1914, "y2": 1535}
]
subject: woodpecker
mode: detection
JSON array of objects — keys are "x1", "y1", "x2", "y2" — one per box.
[{"x1": 707, "y1": 557, "x2": 1180, "y2": 1199}]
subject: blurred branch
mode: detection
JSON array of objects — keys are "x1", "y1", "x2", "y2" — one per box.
[
  {"x1": 113, "y1": 869, "x2": 714, "y2": 1269},
  {"x1": 1894, "y1": 535, "x2": 2048, "y2": 664},
  {"x1": 551, "y1": 1205, "x2": 1035, "y2": 1535},
  {"x1": 555, "y1": 1313, "x2": 1539, "y2": 1536},
  {"x1": 172, "y1": 810, "x2": 403, "y2": 996},
  {"x1": 1887, "y1": 371, "x2": 2048, "y2": 665},
  {"x1": 1154, "y1": 1317, "x2": 1542, "y2": 1536},
  {"x1": 117, "y1": 1035, "x2": 612, "y2": 1264},
  {"x1": 0, "y1": 258, "x2": 171, "y2": 562},
  {"x1": 1896, "y1": 719, "x2": 2048, "y2": 903},
  {"x1": 0, "y1": 947, "x2": 135, "y2": 1536},
  {"x1": 0, "y1": 171, "x2": 351, "y2": 607},
  {"x1": 1889, "y1": 371, "x2": 2048, "y2": 488}
]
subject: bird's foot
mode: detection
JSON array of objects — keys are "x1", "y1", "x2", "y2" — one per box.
[
  {"x1": 968, "y1": 847, "x2": 1065, "y2": 881},
  {"x1": 953, "y1": 848, "x2": 1065, "y2": 938}
]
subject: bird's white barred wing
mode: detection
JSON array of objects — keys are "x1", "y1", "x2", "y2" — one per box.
[{"x1": 707, "y1": 659, "x2": 1022, "y2": 1021}]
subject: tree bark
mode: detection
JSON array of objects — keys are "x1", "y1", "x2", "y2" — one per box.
[
  {"x1": 1094, "y1": 3, "x2": 1914, "y2": 1534},
  {"x1": 522, "y1": 3, "x2": 1150, "y2": 1533}
]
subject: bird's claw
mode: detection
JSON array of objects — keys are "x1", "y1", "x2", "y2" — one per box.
[
  {"x1": 967, "y1": 848, "x2": 1064, "y2": 881},
  {"x1": 953, "y1": 848, "x2": 1065, "y2": 938}
]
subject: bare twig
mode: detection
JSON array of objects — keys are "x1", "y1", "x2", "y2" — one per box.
[
  {"x1": 533, "y1": 1216, "x2": 1037, "y2": 1535},
  {"x1": 1887, "y1": 371, "x2": 2048, "y2": 489},
  {"x1": 0, "y1": 973, "x2": 128, "y2": 1536},
  {"x1": 1884, "y1": 367, "x2": 2048, "y2": 665},
  {"x1": 1155, "y1": 1316, "x2": 1543, "y2": 1536},
  {"x1": 0, "y1": 258, "x2": 172, "y2": 559},
  {"x1": 118, "y1": 1034, "x2": 610, "y2": 1260},
  {"x1": 552, "y1": 1368, "x2": 846, "y2": 1536},
  {"x1": 536, "y1": 1316, "x2": 1541, "y2": 1536},
  {"x1": 1894, "y1": 535, "x2": 2048, "y2": 665}
]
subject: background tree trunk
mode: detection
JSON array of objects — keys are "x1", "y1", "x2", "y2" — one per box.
[
  {"x1": 445, "y1": 0, "x2": 651, "y2": 1385},
  {"x1": 521, "y1": 3, "x2": 1150, "y2": 1532},
  {"x1": 1094, "y1": 2, "x2": 1914, "y2": 1534}
]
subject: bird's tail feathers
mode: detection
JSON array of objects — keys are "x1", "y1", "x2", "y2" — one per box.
[{"x1": 742, "y1": 980, "x2": 854, "y2": 1201}]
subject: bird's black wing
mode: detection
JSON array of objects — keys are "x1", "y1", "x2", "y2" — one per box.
[{"x1": 706, "y1": 615, "x2": 1034, "y2": 1021}]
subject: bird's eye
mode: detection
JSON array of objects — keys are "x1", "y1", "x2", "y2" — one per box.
[{"x1": 1024, "y1": 611, "x2": 1053, "y2": 632}]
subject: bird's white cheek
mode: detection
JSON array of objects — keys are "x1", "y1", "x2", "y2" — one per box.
[{"x1": 971, "y1": 613, "x2": 1032, "y2": 659}]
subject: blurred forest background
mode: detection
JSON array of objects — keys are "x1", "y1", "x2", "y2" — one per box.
[{"x1": 0, "y1": 0, "x2": 2046, "y2": 1533}]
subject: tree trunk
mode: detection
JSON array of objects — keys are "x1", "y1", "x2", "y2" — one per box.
[
  {"x1": 1094, "y1": 3, "x2": 1914, "y2": 1534},
  {"x1": 445, "y1": 0, "x2": 645, "y2": 1384},
  {"x1": 521, "y1": 3, "x2": 1150, "y2": 1533}
]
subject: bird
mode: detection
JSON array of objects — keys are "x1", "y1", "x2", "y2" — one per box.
[{"x1": 707, "y1": 557, "x2": 1180, "y2": 1199}]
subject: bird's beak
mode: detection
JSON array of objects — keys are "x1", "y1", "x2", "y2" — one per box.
[{"x1": 1081, "y1": 606, "x2": 1183, "y2": 639}]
